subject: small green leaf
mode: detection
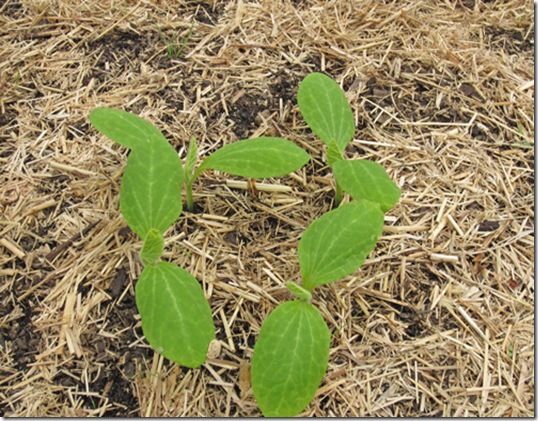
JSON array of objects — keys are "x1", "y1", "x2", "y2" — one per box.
[
  {"x1": 184, "y1": 137, "x2": 198, "y2": 181},
  {"x1": 298, "y1": 200, "x2": 384, "y2": 290},
  {"x1": 297, "y1": 72, "x2": 355, "y2": 153},
  {"x1": 333, "y1": 159, "x2": 401, "y2": 213},
  {"x1": 286, "y1": 282, "x2": 312, "y2": 302},
  {"x1": 136, "y1": 262, "x2": 215, "y2": 368},
  {"x1": 251, "y1": 300, "x2": 330, "y2": 417},
  {"x1": 326, "y1": 139, "x2": 344, "y2": 166},
  {"x1": 197, "y1": 137, "x2": 310, "y2": 179},
  {"x1": 140, "y1": 229, "x2": 164, "y2": 266},
  {"x1": 120, "y1": 145, "x2": 183, "y2": 239},
  {"x1": 90, "y1": 108, "x2": 167, "y2": 150}
]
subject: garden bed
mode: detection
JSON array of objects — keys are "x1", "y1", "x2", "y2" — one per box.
[{"x1": 0, "y1": 0, "x2": 534, "y2": 416}]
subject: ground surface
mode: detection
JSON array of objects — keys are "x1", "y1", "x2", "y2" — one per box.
[{"x1": 0, "y1": 0, "x2": 534, "y2": 417}]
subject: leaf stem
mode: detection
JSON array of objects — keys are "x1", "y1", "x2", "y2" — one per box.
[
  {"x1": 185, "y1": 180, "x2": 194, "y2": 212},
  {"x1": 334, "y1": 181, "x2": 343, "y2": 208}
]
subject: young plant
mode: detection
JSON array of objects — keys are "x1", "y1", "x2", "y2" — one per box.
[
  {"x1": 297, "y1": 72, "x2": 400, "y2": 209},
  {"x1": 251, "y1": 199, "x2": 386, "y2": 416},
  {"x1": 251, "y1": 72, "x2": 402, "y2": 416},
  {"x1": 88, "y1": 72, "x2": 400, "y2": 416},
  {"x1": 297, "y1": 72, "x2": 354, "y2": 206},
  {"x1": 89, "y1": 108, "x2": 215, "y2": 368},
  {"x1": 158, "y1": 25, "x2": 193, "y2": 59}
]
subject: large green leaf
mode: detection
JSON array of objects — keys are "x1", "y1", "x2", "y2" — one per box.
[
  {"x1": 90, "y1": 108, "x2": 183, "y2": 239},
  {"x1": 197, "y1": 137, "x2": 310, "y2": 179},
  {"x1": 297, "y1": 72, "x2": 355, "y2": 153},
  {"x1": 136, "y1": 262, "x2": 215, "y2": 368},
  {"x1": 333, "y1": 159, "x2": 401, "y2": 213},
  {"x1": 120, "y1": 146, "x2": 183, "y2": 239},
  {"x1": 251, "y1": 300, "x2": 330, "y2": 417},
  {"x1": 90, "y1": 108, "x2": 168, "y2": 150},
  {"x1": 298, "y1": 200, "x2": 384, "y2": 290}
]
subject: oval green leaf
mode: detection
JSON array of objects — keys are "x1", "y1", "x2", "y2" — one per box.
[
  {"x1": 90, "y1": 108, "x2": 183, "y2": 239},
  {"x1": 297, "y1": 72, "x2": 355, "y2": 153},
  {"x1": 140, "y1": 228, "x2": 164, "y2": 266},
  {"x1": 251, "y1": 300, "x2": 330, "y2": 417},
  {"x1": 136, "y1": 262, "x2": 215, "y2": 368},
  {"x1": 298, "y1": 200, "x2": 384, "y2": 291},
  {"x1": 90, "y1": 108, "x2": 168, "y2": 150},
  {"x1": 333, "y1": 159, "x2": 401, "y2": 213},
  {"x1": 197, "y1": 137, "x2": 310, "y2": 179},
  {"x1": 119, "y1": 141, "x2": 183, "y2": 239}
]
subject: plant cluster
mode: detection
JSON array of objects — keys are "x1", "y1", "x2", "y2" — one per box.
[
  {"x1": 89, "y1": 108, "x2": 308, "y2": 370},
  {"x1": 89, "y1": 72, "x2": 400, "y2": 417}
]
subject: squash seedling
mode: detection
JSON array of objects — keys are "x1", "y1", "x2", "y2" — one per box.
[
  {"x1": 89, "y1": 70, "x2": 400, "y2": 415},
  {"x1": 89, "y1": 108, "x2": 215, "y2": 368},
  {"x1": 297, "y1": 72, "x2": 400, "y2": 209},
  {"x1": 250, "y1": 72, "x2": 402, "y2": 416},
  {"x1": 251, "y1": 199, "x2": 387, "y2": 417}
]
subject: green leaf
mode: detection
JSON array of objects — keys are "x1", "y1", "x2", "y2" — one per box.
[
  {"x1": 197, "y1": 137, "x2": 310, "y2": 179},
  {"x1": 90, "y1": 108, "x2": 183, "y2": 239},
  {"x1": 251, "y1": 300, "x2": 330, "y2": 417},
  {"x1": 120, "y1": 145, "x2": 183, "y2": 239},
  {"x1": 333, "y1": 159, "x2": 401, "y2": 213},
  {"x1": 184, "y1": 137, "x2": 198, "y2": 182},
  {"x1": 136, "y1": 262, "x2": 215, "y2": 368},
  {"x1": 285, "y1": 282, "x2": 312, "y2": 302},
  {"x1": 326, "y1": 139, "x2": 344, "y2": 166},
  {"x1": 90, "y1": 108, "x2": 168, "y2": 150},
  {"x1": 297, "y1": 72, "x2": 355, "y2": 153},
  {"x1": 298, "y1": 200, "x2": 384, "y2": 290},
  {"x1": 140, "y1": 228, "x2": 164, "y2": 266}
]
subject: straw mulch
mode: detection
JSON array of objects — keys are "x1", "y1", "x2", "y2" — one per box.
[{"x1": 0, "y1": 0, "x2": 534, "y2": 417}]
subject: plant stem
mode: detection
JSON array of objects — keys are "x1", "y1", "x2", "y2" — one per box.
[
  {"x1": 186, "y1": 180, "x2": 194, "y2": 212},
  {"x1": 334, "y1": 181, "x2": 343, "y2": 208}
]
